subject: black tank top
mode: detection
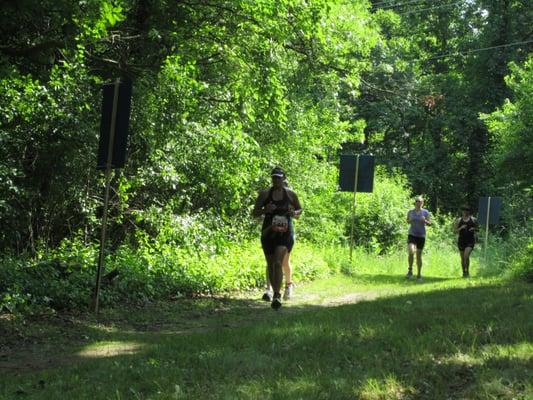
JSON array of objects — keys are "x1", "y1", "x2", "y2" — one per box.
[
  {"x1": 261, "y1": 187, "x2": 291, "y2": 232},
  {"x1": 458, "y1": 217, "x2": 476, "y2": 242}
]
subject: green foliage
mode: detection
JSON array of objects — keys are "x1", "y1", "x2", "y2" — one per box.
[
  {"x1": 0, "y1": 0, "x2": 380, "y2": 254},
  {"x1": 508, "y1": 236, "x2": 533, "y2": 283},
  {"x1": 483, "y1": 56, "x2": 533, "y2": 189},
  {"x1": 358, "y1": 0, "x2": 532, "y2": 212},
  {"x1": 0, "y1": 52, "x2": 100, "y2": 251},
  {"x1": 1, "y1": 0, "x2": 532, "y2": 317},
  {"x1": 0, "y1": 257, "x2": 93, "y2": 314},
  {"x1": 348, "y1": 167, "x2": 411, "y2": 253},
  {"x1": 0, "y1": 237, "x2": 336, "y2": 315}
]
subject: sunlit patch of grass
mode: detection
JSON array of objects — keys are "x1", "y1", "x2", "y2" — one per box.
[
  {"x1": 357, "y1": 323, "x2": 377, "y2": 340},
  {"x1": 226, "y1": 376, "x2": 320, "y2": 400},
  {"x1": 479, "y1": 342, "x2": 533, "y2": 361},
  {"x1": 77, "y1": 341, "x2": 144, "y2": 358},
  {"x1": 440, "y1": 351, "x2": 483, "y2": 366},
  {"x1": 358, "y1": 375, "x2": 414, "y2": 400}
]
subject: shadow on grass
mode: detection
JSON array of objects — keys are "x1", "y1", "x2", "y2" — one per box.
[{"x1": 1, "y1": 282, "x2": 532, "y2": 399}]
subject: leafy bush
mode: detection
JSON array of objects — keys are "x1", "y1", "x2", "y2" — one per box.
[
  {"x1": 508, "y1": 231, "x2": 533, "y2": 282},
  {"x1": 294, "y1": 162, "x2": 349, "y2": 246},
  {"x1": 348, "y1": 167, "x2": 412, "y2": 253},
  {"x1": 0, "y1": 257, "x2": 93, "y2": 314},
  {"x1": 0, "y1": 234, "x2": 337, "y2": 316}
]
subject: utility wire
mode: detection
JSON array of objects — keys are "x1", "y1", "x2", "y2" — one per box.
[
  {"x1": 419, "y1": 38, "x2": 533, "y2": 61},
  {"x1": 371, "y1": 0, "x2": 430, "y2": 10},
  {"x1": 395, "y1": 1, "x2": 465, "y2": 15},
  {"x1": 358, "y1": 39, "x2": 533, "y2": 92}
]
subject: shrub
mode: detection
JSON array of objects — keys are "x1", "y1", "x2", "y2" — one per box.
[
  {"x1": 508, "y1": 233, "x2": 533, "y2": 282},
  {"x1": 347, "y1": 167, "x2": 412, "y2": 253}
]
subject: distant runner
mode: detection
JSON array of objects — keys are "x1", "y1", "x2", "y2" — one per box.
[
  {"x1": 406, "y1": 195, "x2": 432, "y2": 281},
  {"x1": 453, "y1": 205, "x2": 478, "y2": 278}
]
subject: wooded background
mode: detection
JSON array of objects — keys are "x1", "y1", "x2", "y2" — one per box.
[{"x1": 0, "y1": 1, "x2": 531, "y2": 307}]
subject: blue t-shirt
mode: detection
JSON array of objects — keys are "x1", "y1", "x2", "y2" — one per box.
[{"x1": 407, "y1": 208, "x2": 430, "y2": 237}]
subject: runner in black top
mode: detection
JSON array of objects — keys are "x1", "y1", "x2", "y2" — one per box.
[
  {"x1": 453, "y1": 205, "x2": 478, "y2": 277},
  {"x1": 253, "y1": 167, "x2": 302, "y2": 310},
  {"x1": 261, "y1": 177, "x2": 297, "y2": 302}
]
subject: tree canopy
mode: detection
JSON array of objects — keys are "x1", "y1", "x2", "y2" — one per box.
[{"x1": 0, "y1": 0, "x2": 531, "y2": 253}]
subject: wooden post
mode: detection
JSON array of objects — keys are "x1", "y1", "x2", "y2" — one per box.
[
  {"x1": 483, "y1": 196, "x2": 491, "y2": 264},
  {"x1": 349, "y1": 155, "x2": 360, "y2": 262},
  {"x1": 93, "y1": 79, "x2": 121, "y2": 314}
]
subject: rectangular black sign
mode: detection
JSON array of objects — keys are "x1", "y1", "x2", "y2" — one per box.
[
  {"x1": 97, "y1": 80, "x2": 132, "y2": 169},
  {"x1": 477, "y1": 196, "x2": 502, "y2": 225},
  {"x1": 339, "y1": 154, "x2": 375, "y2": 192}
]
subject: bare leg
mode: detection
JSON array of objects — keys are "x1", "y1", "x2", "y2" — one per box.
[
  {"x1": 416, "y1": 249, "x2": 423, "y2": 278},
  {"x1": 263, "y1": 249, "x2": 272, "y2": 291},
  {"x1": 270, "y1": 246, "x2": 287, "y2": 295},
  {"x1": 407, "y1": 243, "x2": 416, "y2": 277},
  {"x1": 282, "y1": 252, "x2": 292, "y2": 285},
  {"x1": 282, "y1": 253, "x2": 294, "y2": 300},
  {"x1": 265, "y1": 265, "x2": 272, "y2": 291},
  {"x1": 459, "y1": 250, "x2": 466, "y2": 274},
  {"x1": 268, "y1": 252, "x2": 292, "y2": 291},
  {"x1": 463, "y1": 247, "x2": 473, "y2": 276}
]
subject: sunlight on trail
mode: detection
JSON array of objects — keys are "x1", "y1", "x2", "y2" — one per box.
[{"x1": 77, "y1": 341, "x2": 144, "y2": 358}]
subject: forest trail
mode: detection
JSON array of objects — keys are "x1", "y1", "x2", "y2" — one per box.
[{"x1": 0, "y1": 278, "x2": 386, "y2": 374}]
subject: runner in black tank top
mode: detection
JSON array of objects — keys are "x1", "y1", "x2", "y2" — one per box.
[
  {"x1": 454, "y1": 205, "x2": 478, "y2": 278},
  {"x1": 261, "y1": 187, "x2": 293, "y2": 239},
  {"x1": 252, "y1": 167, "x2": 302, "y2": 310},
  {"x1": 457, "y1": 218, "x2": 476, "y2": 249}
]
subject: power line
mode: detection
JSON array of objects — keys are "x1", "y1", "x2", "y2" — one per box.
[
  {"x1": 357, "y1": 39, "x2": 533, "y2": 92},
  {"x1": 371, "y1": 0, "x2": 429, "y2": 10},
  {"x1": 395, "y1": 1, "x2": 465, "y2": 15},
  {"x1": 371, "y1": 1, "x2": 467, "y2": 18},
  {"x1": 419, "y1": 39, "x2": 533, "y2": 61}
]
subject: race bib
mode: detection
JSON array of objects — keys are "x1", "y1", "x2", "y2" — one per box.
[{"x1": 272, "y1": 215, "x2": 289, "y2": 233}]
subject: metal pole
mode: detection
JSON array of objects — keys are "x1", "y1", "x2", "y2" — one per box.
[
  {"x1": 93, "y1": 79, "x2": 121, "y2": 314},
  {"x1": 484, "y1": 196, "x2": 491, "y2": 264},
  {"x1": 349, "y1": 155, "x2": 360, "y2": 262}
]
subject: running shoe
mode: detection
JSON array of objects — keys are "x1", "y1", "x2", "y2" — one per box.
[
  {"x1": 262, "y1": 290, "x2": 273, "y2": 302},
  {"x1": 271, "y1": 294, "x2": 282, "y2": 310},
  {"x1": 406, "y1": 269, "x2": 413, "y2": 279},
  {"x1": 283, "y1": 283, "x2": 294, "y2": 300}
]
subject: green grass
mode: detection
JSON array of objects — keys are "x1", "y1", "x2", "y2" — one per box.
[{"x1": 1, "y1": 246, "x2": 532, "y2": 400}]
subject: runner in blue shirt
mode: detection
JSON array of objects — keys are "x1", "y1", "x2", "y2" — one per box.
[{"x1": 406, "y1": 196, "x2": 432, "y2": 281}]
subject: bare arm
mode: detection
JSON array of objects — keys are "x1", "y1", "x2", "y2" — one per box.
[
  {"x1": 252, "y1": 190, "x2": 270, "y2": 219},
  {"x1": 287, "y1": 190, "x2": 303, "y2": 219},
  {"x1": 453, "y1": 218, "x2": 463, "y2": 233},
  {"x1": 424, "y1": 212, "x2": 432, "y2": 226},
  {"x1": 470, "y1": 217, "x2": 479, "y2": 232}
]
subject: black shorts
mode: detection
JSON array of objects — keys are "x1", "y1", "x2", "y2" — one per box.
[
  {"x1": 407, "y1": 235, "x2": 425, "y2": 250},
  {"x1": 458, "y1": 240, "x2": 475, "y2": 251},
  {"x1": 261, "y1": 232, "x2": 294, "y2": 255}
]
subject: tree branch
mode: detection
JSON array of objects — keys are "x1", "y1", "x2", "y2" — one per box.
[{"x1": 0, "y1": 40, "x2": 64, "y2": 57}]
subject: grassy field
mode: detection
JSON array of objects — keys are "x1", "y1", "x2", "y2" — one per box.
[{"x1": 1, "y1": 247, "x2": 532, "y2": 399}]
